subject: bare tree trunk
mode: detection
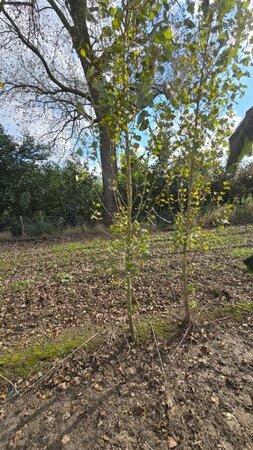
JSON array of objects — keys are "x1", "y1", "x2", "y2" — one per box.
[
  {"x1": 64, "y1": 0, "x2": 118, "y2": 224},
  {"x1": 99, "y1": 125, "x2": 117, "y2": 225}
]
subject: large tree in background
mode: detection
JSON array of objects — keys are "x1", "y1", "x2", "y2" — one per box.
[
  {"x1": 227, "y1": 106, "x2": 253, "y2": 168},
  {"x1": 0, "y1": 0, "x2": 172, "y2": 224}
]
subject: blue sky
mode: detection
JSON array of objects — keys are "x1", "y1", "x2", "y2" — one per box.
[{"x1": 235, "y1": 65, "x2": 253, "y2": 117}]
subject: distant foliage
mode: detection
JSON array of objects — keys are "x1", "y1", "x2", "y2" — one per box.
[
  {"x1": 229, "y1": 163, "x2": 253, "y2": 200},
  {"x1": 230, "y1": 195, "x2": 253, "y2": 225},
  {"x1": 199, "y1": 162, "x2": 253, "y2": 227},
  {"x1": 0, "y1": 126, "x2": 101, "y2": 235}
]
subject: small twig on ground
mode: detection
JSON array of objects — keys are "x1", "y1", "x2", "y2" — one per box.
[
  {"x1": 170, "y1": 324, "x2": 191, "y2": 358},
  {"x1": 145, "y1": 443, "x2": 155, "y2": 450},
  {"x1": 150, "y1": 322, "x2": 176, "y2": 418},
  {"x1": 150, "y1": 323, "x2": 168, "y2": 390},
  {"x1": 189, "y1": 322, "x2": 198, "y2": 345},
  {"x1": 0, "y1": 374, "x2": 16, "y2": 389}
]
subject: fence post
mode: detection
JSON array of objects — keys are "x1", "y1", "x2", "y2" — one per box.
[{"x1": 20, "y1": 216, "x2": 25, "y2": 237}]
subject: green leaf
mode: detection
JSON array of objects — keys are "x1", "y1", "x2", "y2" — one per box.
[
  {"x1": 109, "y1": 7, "x2": 115, "y2": 17},
  {"x1": 137, "y1": 110, "x2": 149, "y2": 126},
  {"x1": 102, "y1": 26, "x2": 112, "y2": 37},
  {"x1": 112, "y1": 17, "x2": 120, "y2": 29},
  {"x1": 163, "y1": 27, "x2": 172, "y2": 40},
  {"x1": 139, "y1": 118, "x2": 149, "y2": 131},
  {"x1": 86, "y1": 67, "x2": 96, "y2": 80},
  {"x1": 76, "y1": 101, "x2": 85, "y2": 116},
  {"x1": 184, "y1": 19, "x2": 195, "y2": 29},
  {"x1": 112, "y1": 7, "x2": 123, "y2": 29},
  {"x1": 218, "y1": 32, "x2": 227, "y2": 41}
]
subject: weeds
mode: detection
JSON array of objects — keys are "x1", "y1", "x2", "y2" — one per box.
[
  {"x1": 232, "y1": 248, "x2": 252, "y2": 259},
  {"x1": 12, "y1": 279, "x2": 30, "y2": 291}
]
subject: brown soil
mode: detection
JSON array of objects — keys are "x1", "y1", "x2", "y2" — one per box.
[{"x1": 0, "y1": 226, "x2": 252, "y2": 449}]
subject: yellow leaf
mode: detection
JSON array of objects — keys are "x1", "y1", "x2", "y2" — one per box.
[
  {"x1": 80, "y1": 48, "x2": 86, "y2": 57},
  {"x1": 0, "y1": 82, "x2": 5, "y2": 88}
]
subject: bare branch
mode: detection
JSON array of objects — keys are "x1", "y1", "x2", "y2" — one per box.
[
  {"x1": 4, "y1": 81, "x2": 93, "y2": 122},
  {"x1": 2, "y1": 6, "x2": 88, "y2": 101},
  {"x1": 47, "y1": 0, "x2": 73, "y2": 35},
  {"x1": 4, "y1": 1, "x2": 34, "y2": 5}
]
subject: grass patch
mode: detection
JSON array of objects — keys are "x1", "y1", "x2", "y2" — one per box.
[
  {"x1": 0, "y1": 255, "x2": 26, "y2": 274},
  {"x1": 12, "y1": 279, "x2": 30, "y2": 291},
  {"x1": 222, "y1": 301, "x2": 253, "y2": 315},
  {"x1": 1, "y1": 302, "x2": 252, "y2": 381},
  {"x1": 151, "y1": 225, "x2": 253, "y2": 253},
  {"x1": 52, "y1": 242, "x2": 88, "y2": 253},
  {"x1": 231, "y1": 248, "x2": 252, "y2": 259},
  {"x1": 50, "y1": 240, "x2": 116, "y2": 275},
  {"x1": 54, "y1": 272, "x2": 73, "y2": 283},
  {"x1": 0, "y1": 326, "x2": 100, "y2": 378},
  {"x1": 212, "y1": 301, "x2": 253, "y2": 320},
  {"x1": 51, "y1": 239, "x2": 111, "y2": 255},
  {"x1": 0, "y1": 318, "x2": 177, "y2": 379},
  {"x1": 136, "y1": 317, "x2": 176, "y2": 344},
  {"x1": 209, "y1": 226, "x2": 252, "y2": 250}
]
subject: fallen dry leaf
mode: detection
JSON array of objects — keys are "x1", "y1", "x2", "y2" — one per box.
[
  {"x1": 63, "y1": 411, "x2": 71, "y2": 420},
  {"x1": 167, "y1": 436, "x2": 178, "y2": 448},
  {"x1": 61, "y1": 435, "x2": 70, "y2": 445}
]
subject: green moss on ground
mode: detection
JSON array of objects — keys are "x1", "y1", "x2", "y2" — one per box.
[{"x1": 0, "y1": 327, "x2": 100, "y2": 378}]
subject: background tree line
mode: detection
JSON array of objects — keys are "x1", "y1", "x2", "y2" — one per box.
[
  {"x1": 1, "y1": 124, "x2": 252, "y2": 237},
  {"x1": 0, "y1": 0, "x2": 252, "y2": 229}
]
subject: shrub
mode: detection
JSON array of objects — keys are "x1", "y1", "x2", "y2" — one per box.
[
  {"x1": 200, "y1": 204, "x2": 234, "y2": 227},
  {"x1": 230, "y1": 195, "x2": 253, "y2": 225}
]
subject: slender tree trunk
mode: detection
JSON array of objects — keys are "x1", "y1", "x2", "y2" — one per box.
[
  {"x1": 99, "y1": 125, "x2": 117, "y2": 225},
  {"x1": 182, "y1": 242, "x2": 191, "y2": 323},
  {"x1": 125, "y1": 131, "x2": 135, "y2": 342},
  {"x1": 19, "y1": 216, "x2": 25, "y2": 237},
  {"x1": 182, "y1": 157, "x2": 194, "y2": 324}
]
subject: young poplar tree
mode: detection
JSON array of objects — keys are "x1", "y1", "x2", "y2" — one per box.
[
  {"x1": 153, "y1": 0, "x2": 253, "y2": 323},
  {"x1": 99, "y1": 0, "x2": 173, "y2": 341}
]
